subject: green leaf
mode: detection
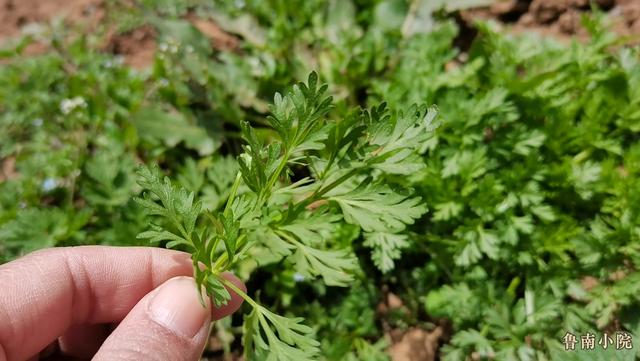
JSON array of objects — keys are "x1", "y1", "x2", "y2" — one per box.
[
  {"x1": 244, "y1": 305, "x2": 320, "y2": 361},
  {"x1": 328, "y1": 180, "x2": 426, "y2": 233},
  {"x1": 221, "y1": 212, "x2": 239, "y2": 262},
  {"x1": 279, "y1": 209, "x2": 342, "y2": 246},
  {"x1": 0, "y1": 208, "x2": 91, "y2": 256},
  {"x1": 207, "y1": 274, "x2": 232, "y2": 308},
  {"x1": 363, "y1": 232, "x2": 410, "y2": 272},
  {"x1": 137, "y1": 226, "x2": 190, "y2": 248},
  {"x1": 290, "y1": 243, "x2": 357, "y2": 287},
  {"x1": 531, "y1": 204, "x2": 557, "y2": 222},
  {"x1": 433, "y1": 201, "x2": 463, "y2": 221},
  {"x1": 267, "y1": 71, "x2": 333, "y2": 153},
  {"x1": 131, "y1": 106, "x2": 218, "y2": 155},
  {"x1": 365, "y1": 104, "x2": 439, "y2": 175},
  {"x1": 455, "y1": 227, "x2": 500, "y2": 266}
]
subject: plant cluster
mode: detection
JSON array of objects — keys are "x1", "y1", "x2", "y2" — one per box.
[{"x1": 374, "y1": 18, "x2": 640, "y2": 361}]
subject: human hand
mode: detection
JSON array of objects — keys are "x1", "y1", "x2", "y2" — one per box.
[{"x1": 0, "y1": 246, "x2": 245, "y2": 361}]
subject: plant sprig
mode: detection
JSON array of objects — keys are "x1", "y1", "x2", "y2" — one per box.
[{"x1": 135, "y1": 72, "x2": 438, "y2": 359}]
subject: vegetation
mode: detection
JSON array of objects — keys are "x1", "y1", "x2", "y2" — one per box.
[{"x1": 1, "y1": 1, "x2": 639, "y2": 360}]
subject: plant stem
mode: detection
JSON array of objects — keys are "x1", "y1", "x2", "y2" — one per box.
[
  {"x1": 262, "y1": 150, "x2": 291, "y2": 201},
  {"x1": 224, "y1": 171, "x2": 243, "y2": 216},
  {"x1": 304, "y1": 166, "x2": 361, "y2": 205},
  {"x1": 219, "y1": 276, "x2": 259, "y2": 309}
]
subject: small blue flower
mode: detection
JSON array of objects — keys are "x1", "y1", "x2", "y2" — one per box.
[
  {"x1": 293, "y1": 273, "x2": 305, "y2": 282},
  {"x1": 41, "y1": 178, "x2": 57, "y2": 192}
]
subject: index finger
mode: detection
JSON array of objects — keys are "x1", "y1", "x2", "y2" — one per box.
[{"x1": 0, "y1": 246, "x2": 196, "y2": 361}]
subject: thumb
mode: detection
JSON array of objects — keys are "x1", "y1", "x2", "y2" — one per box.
[{"x1": 93, "y1": 276, "x2": 213, "y2": 361}]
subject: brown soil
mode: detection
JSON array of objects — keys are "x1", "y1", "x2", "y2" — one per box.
[
  {"x1": 463, "y1": 0, "x2": 640, "y2": 42},
  {"x1": 388, "y1": 327, "x2": 444, "y2": 361},
  {"x1": 0, "y1": 0, "x2": 237, "y2": 69},
  {"x1": 104, "y1": 25, "x2": 157, "y2": 69},
  {"x1": 376, "y1": 290, "x2": 446, "y2": 361},
  {"x1": 0, "y1": 156, "x2": 17, "y2": 182},
  {"x1": 581, "y1": 276, "x2": 599, "y2": 292},
  {"x1": 189, "y1": 15, "x2": 240, "y2": 51},
  {"x1": 0, "y1": 0, "x2": 103, "y2": 40},
  {"x1": 0, "y1": 0, "x2": 104, "y2": 58}
]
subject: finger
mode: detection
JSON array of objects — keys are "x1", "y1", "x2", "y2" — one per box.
[
  {"x1": 56, "y1": 274, "x2": 245, "y2": 359},
  {"x1": 0, "y1": 246, "x2": 194, "y2": 361},
  {"x1": 93, "y1": 277, "x2": 211, "y2": 361},
  {"x1": 58, "y1": 324, "x2": 110, "y2": 358}
]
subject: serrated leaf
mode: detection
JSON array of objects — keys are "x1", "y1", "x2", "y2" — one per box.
[
  {"x1": 243, "y1": 305, "x2": 319, "y2": 361},
  {"x1": 363, "y1": 232, "x2": 410, "y2": 272},
  {"x1": 328, "y1": 180, "x2": 425, "y2": 232},
  {"x1": 207, "y1": 274, "x2": 232, "y2": 308},
  {"x1": 365, "y1": 104, "x2": 438, "y2": 174},
  {"x1": 137, "y1": 227, "x2": 190, "y2": 248},
  {"x1": 131, "y1": 107, "x2": 218, "y2": 155},
  {"x1": 290, "y1": 243, "x2": 357, "y2": 287},
  {"x1": 222, "y1": 212, "x2": 239, "y2": 262},
  {"x1": 433, "y1": 201, "x2": 463, "y2": 221},
  {"x1": 279, "y1": 209, "x2": 342, "y2": 246}
]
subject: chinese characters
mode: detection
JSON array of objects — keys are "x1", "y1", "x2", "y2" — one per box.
[{"x1": 562, "y1": 331, "x2": 633, "y2": 351}]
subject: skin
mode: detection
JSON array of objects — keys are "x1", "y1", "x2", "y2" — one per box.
[{"x1": 0, "y1": 246, "x2": 245, "y2": 361}]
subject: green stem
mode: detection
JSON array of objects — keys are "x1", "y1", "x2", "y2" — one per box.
[
  {"x1": 219, "y1": 276, "x2": 260, "y2": 309},
  {"x1": 274, "y1": 229, "x2": 297, "y2": 245},
  {"x1": 224, "y1": 172, "x2": 243, "y2": 216},
  {"x1": 261, "y1": 150, "x2": 291, "y2": 204},
  {"x1": 210, "y1": 236, "x2": 221, "y2": 258},
  {"x1": 300, "y1": 167, "x2": 361, "y2": 208},
  {"x1": 320, "y1": 152, "x2": 337, "y2": 180}
]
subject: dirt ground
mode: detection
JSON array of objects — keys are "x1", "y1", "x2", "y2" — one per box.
[
  {"x1": 0, "y1": 0, "x2": 103, "y2": 39},
  {"x1": 463, "y1": 0, "x2": 640, "y2": 42},
  {"x1": 0, "y1": 0, "x2": 236, "y2": 68}
]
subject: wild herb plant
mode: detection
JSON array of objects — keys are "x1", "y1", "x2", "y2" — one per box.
[
  {"x1": 135, "y1": 72, "x2": 437, "y2": 359},
  {"x1": 373, "y1": 19, "x2": 640, "y2": 360}
]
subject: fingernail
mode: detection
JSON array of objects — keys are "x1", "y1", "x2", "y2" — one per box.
[{"x1": 149, "y1": 277, "x2": 210, "y2": 338}]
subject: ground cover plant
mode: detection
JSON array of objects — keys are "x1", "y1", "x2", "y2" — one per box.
[{"x1": 1, "y1": 1, "x2": 640, "y2": 360}]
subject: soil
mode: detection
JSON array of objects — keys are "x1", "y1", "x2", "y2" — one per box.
[
  {"x1": 0, "y1": 0, "x2": 236, "y2": 69},
  {"x1": 188, "y1": 15, "x2": 240, "y2": 51},
  {"x1": 105, "y1": 25, "x2": 157, "y2": 69},
  {"x1": 462, "y1": 0, "x2": 640, "y2": 42},
  {"x1": 377, "y1": 290, "x2": 445, "y2": 361},
  {"x1": 388, "y1": 327, "x2": 444, "y2": 361},
  {"x1": 0, "y1": 156, "x2": 17, "y2": 182},
  {"x1": 0, "y1": 0, "x2": 103, "y2": 40}
]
